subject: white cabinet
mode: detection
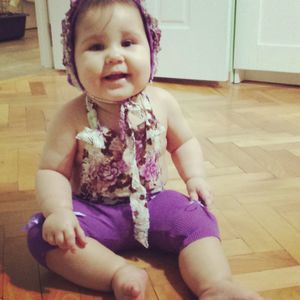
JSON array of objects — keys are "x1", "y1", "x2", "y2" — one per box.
[{"x1": 233, "y1": 0, "x2": 300, "y2": 84}]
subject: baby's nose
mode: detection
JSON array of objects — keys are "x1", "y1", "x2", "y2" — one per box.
[{"x1": 105, "y1": 50, "x2": 125, "y2": 64}]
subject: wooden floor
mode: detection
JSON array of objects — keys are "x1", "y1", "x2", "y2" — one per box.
[
  {"x1": 1, "y1": 31, "x2": 300, "y2": 300},
  {"x1": 0, "y1": 29, "x2": 42, "y2": 81}
]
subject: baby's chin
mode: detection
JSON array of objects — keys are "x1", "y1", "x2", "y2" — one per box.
[
  {"x1": 87, "y1": 88, "x2": 146, "y2": 105},
  {"x1": 86, "y1": 93, "x2": 131, "y2": 105}
]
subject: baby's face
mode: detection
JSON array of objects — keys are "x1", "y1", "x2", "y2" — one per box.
[{"x1": 74, "y1": 2, "x2": 151, "y2": 102}]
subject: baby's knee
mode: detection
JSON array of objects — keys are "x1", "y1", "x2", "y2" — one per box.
[{"x1": 149, "y1": 191, "x2": 220, "y2": 252}]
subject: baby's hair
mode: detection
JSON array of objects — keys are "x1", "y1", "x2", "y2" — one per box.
[{"x1": 62, "y1": 0, "x2": 161, "y2": 89}]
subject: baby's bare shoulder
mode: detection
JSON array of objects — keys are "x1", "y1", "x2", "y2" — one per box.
[
  {"x1": 61, "y1": 94, "x2": 85, "y2": 116},
  {"x1": 146, "y1": 85, "x2": 174, "y2": 100},
  {"x1": 52, "y1": 94, "x2": 86, "y2": 127},
  {"x1": 146, "y1": 85, "x2": 177, "y2": 109}
]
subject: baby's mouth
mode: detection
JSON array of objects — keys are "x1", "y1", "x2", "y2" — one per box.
[{"x1": 104, "y1": 73, "x2": 128, "y2": 81}]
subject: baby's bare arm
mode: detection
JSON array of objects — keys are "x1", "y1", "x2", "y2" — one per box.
[
  {"x1": 37, "y1": 100, "x2": 79, "y2": 214},
  {"x1": 171, "y1": 137, "x2": 205, "y2": 182},
  {"x1": 172, "y1": 139, "x2": 212, "y2": 205},
  {"x1": 37, "y1": 97, "x2": 87, "y2": 250},
  {"x1": 36, "y1": 169, "x2": 73, "y2": 216},
  {"x1": 155, "y1": 88, "x2": 212, "y2": 205}
]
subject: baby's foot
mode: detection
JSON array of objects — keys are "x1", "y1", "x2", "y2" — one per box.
[
  {"x1": 200, "y1": 280, "x2": 263, "y2": 300},
  {"x1": 112, "y1": 265, "x2": 148, "y2": 300}
]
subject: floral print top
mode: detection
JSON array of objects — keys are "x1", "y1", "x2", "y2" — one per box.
[{"x1": 76, "y1": 92, "x2": 166, "y2": 247}]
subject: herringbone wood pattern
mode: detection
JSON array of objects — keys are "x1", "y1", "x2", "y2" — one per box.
[{"x1": 1, "y1": 31, "x2": 300, "y2": 300}]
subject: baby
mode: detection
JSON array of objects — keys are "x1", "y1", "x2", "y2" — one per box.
[{"x1": 26, "y1": 1, "x2": 263, "y2": 299}]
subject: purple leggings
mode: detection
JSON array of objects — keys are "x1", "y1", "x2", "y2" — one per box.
[{"x1": 27, "y1": 190, "x2": 220, "y2": 268}]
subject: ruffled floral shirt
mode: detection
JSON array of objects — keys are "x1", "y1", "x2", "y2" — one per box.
[{"x1": 76, "y1": 92, "x2": 166, "y2": 247}]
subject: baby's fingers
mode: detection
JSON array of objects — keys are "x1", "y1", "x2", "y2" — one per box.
[
  {"x1": 55, "y1": 231, "x2": 70, "y2": 249},
  {"x1": 63, "y1": 229, "x2": 77, "y2": 252},
  {"x1": 44, "y1": 232, "x2": 56, "y2": 246},
  {"x1": 189, "y1": 190, "x2": 199, "y2": 201},
  {"x1": 75, "y1": 225, "x2": 87, "y2": 248},
  {"x1": 198, "y1": 188, "x2": 213, "y2": 206}
]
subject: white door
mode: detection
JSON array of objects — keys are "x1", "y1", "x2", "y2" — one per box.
[
  {"x1": 145, "y1": 0, "x2": 233, "y2": 81},
  {"x1": 47, "y1": 0, "x2": 233, "y2": 81},
  {"x1": 234, "y1": 0, "x2": 300, "y2": 73},
  {"x1": 47, "y1": 0, "x2": 69, "y2": 69}
]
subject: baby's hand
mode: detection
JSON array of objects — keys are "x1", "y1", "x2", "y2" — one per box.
[
  {"x1": 186, "y1": 177, "x2": 213, "y2": 207},
  {"x1": 42, "y1": 209, "x2": 87, "y2": 253}
]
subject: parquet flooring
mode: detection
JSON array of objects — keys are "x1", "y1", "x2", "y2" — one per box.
[
  {"x1": 1, "y1": 31, "x2": 300, "y2": 300},
  {"x1": 0, "y1": 29, "x2": 42, "y2": 81}
]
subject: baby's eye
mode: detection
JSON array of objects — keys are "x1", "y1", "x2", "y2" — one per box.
[
  {"x1": 89, "y1": 43, "x2": 105, "y2": 51},
  {"x1": 122, "y1": 40, "x2": 134, "y2": 48}
]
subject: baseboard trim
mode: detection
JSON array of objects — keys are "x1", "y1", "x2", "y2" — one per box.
[{"x1": 234, "y1": 70, "x2": 300, "y2": 86}]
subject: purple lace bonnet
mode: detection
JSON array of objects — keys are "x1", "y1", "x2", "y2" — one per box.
[{"x1": 62, "y1": 0, "x2": 161, "y2": 90}]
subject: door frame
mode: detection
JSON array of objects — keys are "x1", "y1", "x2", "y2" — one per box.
[{"x1": 35, "y1": 0, "x2": 53, "y2": 68}]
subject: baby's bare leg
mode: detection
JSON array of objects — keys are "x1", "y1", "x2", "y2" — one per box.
[
  {"x1": 179, "y1": 237, "x2": 263, "y2": 300},
  {"x1": 46, "y1": 237, "x2": 148, "y2": 299}
]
